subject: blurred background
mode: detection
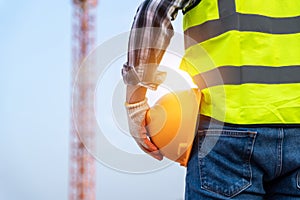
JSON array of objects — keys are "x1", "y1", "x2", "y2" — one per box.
[{"x1": 0, "y1": 0, "x2": 187, "y2": 199}]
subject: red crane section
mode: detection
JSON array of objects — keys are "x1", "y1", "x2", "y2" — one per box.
[{"x1": 70, "y1": 0, "x2": 97, "y2": 199}]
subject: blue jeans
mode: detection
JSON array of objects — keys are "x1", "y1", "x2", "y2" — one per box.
[{"x1": 185, "y1": 117, "x2": 300, "y2": 199}]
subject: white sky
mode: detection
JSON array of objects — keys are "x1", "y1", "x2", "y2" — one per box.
[{"x1": 0, "y1": 1, "x2": 188, "y2": 199}]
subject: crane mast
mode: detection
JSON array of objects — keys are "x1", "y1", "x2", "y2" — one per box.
[{"x1": 70, "y1": 0, "x2": 97, "y2": 199}]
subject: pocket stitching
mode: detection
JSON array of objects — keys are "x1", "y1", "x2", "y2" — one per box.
[
  {"x1": 201, "y1": 181, "x2": 251, "y2": 198},
  {"x1": 198, "y1": 129, "x2": 257, "y2": 137}
]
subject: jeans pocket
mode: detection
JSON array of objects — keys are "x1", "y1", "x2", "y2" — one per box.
[{"x1": 198, "y1": 129, "x2": 257, "y2": 198}]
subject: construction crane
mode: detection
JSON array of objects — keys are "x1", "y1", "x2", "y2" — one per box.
[{"x1": 70, "y1": 0, "x2": 97, "y2": 199}]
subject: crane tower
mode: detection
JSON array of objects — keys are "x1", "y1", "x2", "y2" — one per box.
[{"x1": 70, "y1": 0, "x2": 97, "y2": 199}]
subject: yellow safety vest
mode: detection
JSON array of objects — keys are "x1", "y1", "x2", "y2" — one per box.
[{"x1": 180, "y1": 0, "x2": 300, "y2": 125}]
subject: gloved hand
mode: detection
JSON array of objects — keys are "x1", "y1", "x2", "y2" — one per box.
[{"x1": 125, "y1": 98, "x2": 163, "y2": 160}]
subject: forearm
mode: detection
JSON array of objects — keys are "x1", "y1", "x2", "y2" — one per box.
[{"x1": 126, "y1": 85, "x2": 147, "y2": 103}]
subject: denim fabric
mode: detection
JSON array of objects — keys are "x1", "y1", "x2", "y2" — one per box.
[{"x1": 185, "y1": 118, "x2": 300, "y2": 199}]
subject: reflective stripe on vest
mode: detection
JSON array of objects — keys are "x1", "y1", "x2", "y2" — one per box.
[{"x1": 180, "y1": 0, "x2": 300, "y2": 125}]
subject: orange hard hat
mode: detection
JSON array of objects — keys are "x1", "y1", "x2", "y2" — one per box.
[{"x1": 146, "y1": 88, "x2": 201, "y2": 167}]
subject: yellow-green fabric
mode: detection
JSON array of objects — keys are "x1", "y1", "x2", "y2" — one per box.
[
  {"x1": 200, "y1": 84, "x2": 300, "y2": 124},
  {"x1": 183, "y1": 0, "x2": 219, "y2": 31},
  {"x1": 181, "y1": 31, "x2": 300, "y2": 76},
  {"x1": 180, "y1": 0, "x2": 300, "y2": 124},
  {"x1": 235, "y1": 0, "x2": 300, "y2": 18}
]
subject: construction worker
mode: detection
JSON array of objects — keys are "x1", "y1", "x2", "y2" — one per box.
[{"x1": 122, "y1": 0, "x2": 300, "y2": 199}]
